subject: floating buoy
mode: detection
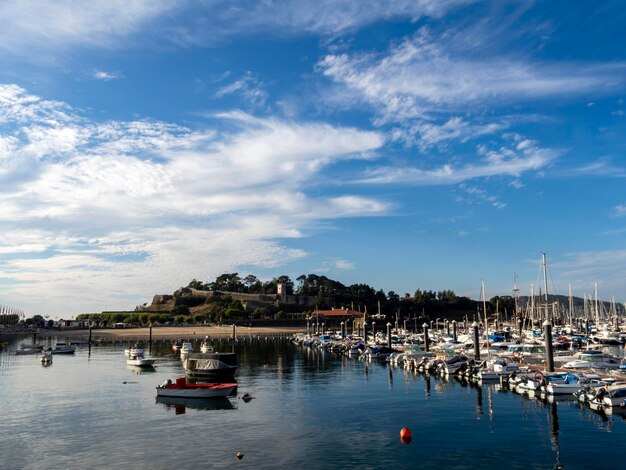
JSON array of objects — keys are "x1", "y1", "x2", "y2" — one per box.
[
  {"x1": 400, "y1": 427, "x2": 412, "y2": 444},
  {"x1": 236, "y1": 451, "x2": 244, "y2": 460}
]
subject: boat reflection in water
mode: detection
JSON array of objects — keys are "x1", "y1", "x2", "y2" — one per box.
[{"x1": 155, "y1": 396, "x2": 235, "y2": 414}]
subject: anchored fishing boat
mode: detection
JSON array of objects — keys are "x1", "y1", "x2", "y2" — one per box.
[
  {"x1": 124, "y1": 344, "x2": 145, "y2": 357},
  {"x1": 40, "y1": 349, "x2": 53, "y2": 366},
  {"x1": 183, "y1": 351, "x2": 237, "y2": 379},
  {"x1": 52, "y1": 342, "x2": 76, "y2": 354},
  {"x1": 126, "y1": 354, "x2": 156, "y2": 367},
  {"x1": 156, "y1": 377, "x2": 237, "y2": 398},
  {"x1": 16, "y1": 344, "x2": 44, "y2": 355}
]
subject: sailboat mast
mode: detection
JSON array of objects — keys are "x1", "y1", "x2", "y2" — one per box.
[
  {"x1": 594, "y1": 282, "x2": 599, "y2": 327},
  {"x1": 542, "y1": 252, "x2": 550, "y2": 322},
  {"x1": 568, "y1": 283, "x2": 573, "y2": 325},
  {"x1": 482, "y1": 281, "x2": 489, "y2": 357},
  {"x1": 513, "y1": 273, "x2": 520, "y2": 321},
  {"x1": 530, "y1": 284, "x2": 535, "y2": 323}
]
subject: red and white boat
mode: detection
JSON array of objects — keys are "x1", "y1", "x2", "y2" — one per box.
[{"x1": 156, "y1": 377, "x2": 237, "y2": 398}]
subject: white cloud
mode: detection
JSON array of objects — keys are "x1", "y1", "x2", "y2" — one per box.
[
  {"x1": 0, "y1": 0, "x2": 473, "y2": 58},
  {"x1": 614, "y1": 205, "x2": 626, "y2": 217},
  {"x1": 0, "y1": 84, "x2": 387, "y2": 316},
  {"x1": 335, "y1": 259, "x2": 355, "y2": 270},
  {"x1": 215, "y1": 71, "x2": 268, "y2": 107},
  {"x1": 551, "y1": 251, "x2": 626, "y2": 298},
  {"x1": 318, "y1": 29, "x2": 626, "y2": 122},
  {"x1": 0, "y1": 1, "x2": 172, "y2": 55},
  {"x1": 91, "y1": 70, "x2": 122, "y2": 81},
  {"x1": 359, "y1": 140, "x2": 558, "y2": 185},
  {"x1": 392, "y1": 117, "x2": 507, "y2": 150}
]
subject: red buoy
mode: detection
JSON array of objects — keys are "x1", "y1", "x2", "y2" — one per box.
[{"x1": 400, "y1": 427, "x2": 412, "y2": 444}]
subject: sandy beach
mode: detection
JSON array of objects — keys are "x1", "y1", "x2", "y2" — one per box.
[{"x1": 36, "y1": 325, "x2": 303, "y2": 340}]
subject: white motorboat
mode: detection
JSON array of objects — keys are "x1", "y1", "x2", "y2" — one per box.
[
  {"x1": 52, "y1": 342, "x2": 76, "y2": 354},
  {"x1": 588, "y1": 383, "x2": 626, "y2": 409},
  {"x1": 40, "y1": 349, "x2": 53, "y2": 365},
  {"x1": 156, "y1": 377, "x2": 237, "y2": 398},
  {"x1": 477, "y1": 360, "x2": 521, "y2": 380},
  {"x1": 543, "y1": 374, "x2": 602, "y2": 395},
  {"x1": 179, "y1": 342, "x2": 194, "y2": 356},
  {"x1": 124, "y1": 345, "x2": 145, "y2": 356},
  {"x1": 502, "y1": 344, "x2": 546, "y2": 362},
  {"x1": 126, "y1": 355, "x2": 156, "y2": 367},
  {"x1": 200, "y1": 338, "x2": 212, "y2": 354},
  {"x1": 562, "y1": 350, "x2": 622, "y2": 370}
]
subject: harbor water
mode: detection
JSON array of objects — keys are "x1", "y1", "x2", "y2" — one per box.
[{"x1": 2, "y1": 337, "x2": 625, "y2": 469}]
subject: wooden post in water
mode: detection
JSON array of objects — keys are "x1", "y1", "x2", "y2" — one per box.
[
  {"x1": 232, "y1": 324, "x2": 236, "y2": 341},
  {"x1": 88, "y1": 324, "x2": 93, "y2": 344},
  {"x1": 149, "y1": 323, "x2": 153, "y2": 344},
  {"x1": 363, "y1": 322, "x2": 367, "y2": 341},
  {"x1": 543, "y1": 320, "x2": 555, "y2": 372},
  {"x1": 371, "y1": 322, "x2": 375, "y2": 342},
  {"x1": 446, "y1": 320, "x2": 450, "y2": 336},
  {"x1": 403, "y1": 320, "x2": 407, "y2": 332},
  {"x1": 518, "y1": 319, "x2": 523, "y2": 339},
  {"x1": 452, "y1": 320, "x2": 457, "y2": 341},
  {"x1": 340, "y1": 322, "x2": 344, "y2": 338},
  {"x1": 306, "y1": 319, "x2": 310, "y2": 336},
  {"x1": 387, "y1": 322, "x2": 392, "y2": 348},
  {"x1": 472, "y1": 321, "x2": 480, "y2": 360},
  {"x1": 422, "y1": 323, "x2": 430, "y2": 352}
]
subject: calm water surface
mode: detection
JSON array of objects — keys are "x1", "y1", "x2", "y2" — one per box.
[{"x1": 2, "y1": 337, "x2": 626, "y2": 470}]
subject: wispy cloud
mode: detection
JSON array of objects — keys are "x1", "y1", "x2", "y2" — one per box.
[
  {"x1": 166, "y1": 0, "x2": 475, "y2": 43},
  {"x1": 614, "y1": 205, "x2": 626, "y2": 217},
  {"x1": 0, "y1": 1, "x2": 172, "y2": 56},
  {"x1": 215, "y1": 71, "x2": 268, "y2": 107},
  {"x1": 552, "y1": 250, "x2": 626, "y2": 297},
  {"x1": 391, "y1": 117, "x2": 507, "y2": 150},
  {"x1": 0, "y1": 84, "x2": 386, "y2": 315},
  {"x1": 318, "y1": 29, "x2": 626, "y2": 122},
  {"x1": 91, "y1": 70, "x2": 122, "y2": 81},
  {"x1": 334, "y1": 259, "x2": 355, "y2": 270},
  {"x1": 358, "y1": 140, "x2": 558, "y2": 185},
  {"x1": 0, "y1": 0, "x2": 474, "y2": 58}
]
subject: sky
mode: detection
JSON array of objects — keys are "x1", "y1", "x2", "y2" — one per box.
[{"x1": 1, "y1": 0, "x2": 626, "y2": 319}]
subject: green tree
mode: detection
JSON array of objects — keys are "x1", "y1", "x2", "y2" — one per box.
[{"x1": 209, "y1": 273, "x2": 244, "y2": 292}]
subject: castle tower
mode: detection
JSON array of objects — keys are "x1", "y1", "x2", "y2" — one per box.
[{"x1": 277, "y1": 282, "x2": 287, "y2": 303}]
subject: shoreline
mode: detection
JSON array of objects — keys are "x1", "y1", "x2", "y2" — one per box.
[{"x1": 29, "y1": 325, "x2": 303, "y2": 340}]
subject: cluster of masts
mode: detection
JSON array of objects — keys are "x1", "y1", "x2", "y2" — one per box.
[
  {"x1": 0, "y1": 305, "x2": 25, "y2": 325},
  {"x1": 509, "y1": 253, "x2": 625, "y2": 327}
]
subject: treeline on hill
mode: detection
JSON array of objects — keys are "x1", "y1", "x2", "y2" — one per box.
[
  {"x1": 185, "y1": 272, "x2": 518, "y2": 320},
  {"x1": 71, "y1": 273, "x2": 520, "y2": 327}
]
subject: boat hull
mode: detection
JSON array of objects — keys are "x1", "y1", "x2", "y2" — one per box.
[
  {"x1": 127, "y1": 358, "x2": 155, "y2": 367},
  {"x1": 156, "y1": 381, "x2": 237, "y2": 399}
]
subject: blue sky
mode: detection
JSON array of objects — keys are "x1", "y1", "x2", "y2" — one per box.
[{"x1": 1, "y1": 1, "x2": 626, "y2": 318}]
